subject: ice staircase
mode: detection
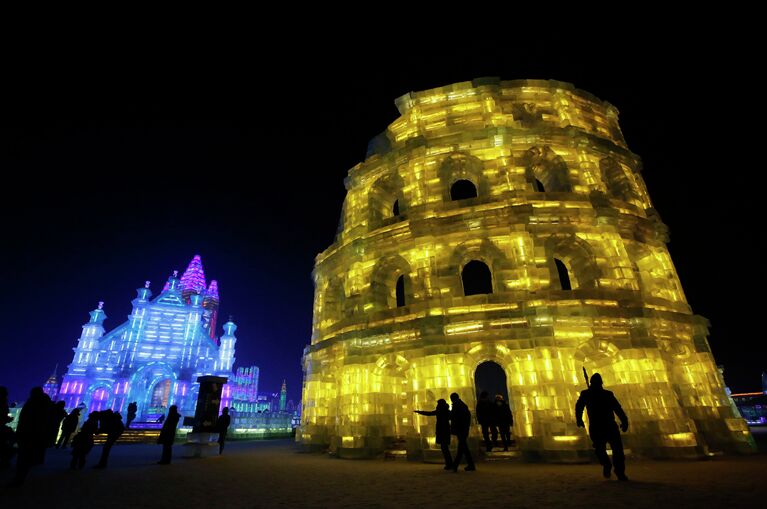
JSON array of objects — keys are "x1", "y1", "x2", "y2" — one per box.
[
  {"x1": 93, "y1": 428, "x2": 161, "y2": 445},
  {"x1": 383, "y1": 437, "x2": 408, "y2": 460},
  {"x1": 481, "y1": 439, "x2": 520, "y2": 461}
]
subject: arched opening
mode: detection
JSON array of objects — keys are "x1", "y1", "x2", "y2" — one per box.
[
  {"x1": 150, "y1": 379, "x2": 172, "y2": 409},
  {"x1": 474, "y1": 361, "x2": 510, "y2": 404},
  {"x1": 439, "y1": 153, "x2": 486, "y2": 203},
  {"x1": 450, "y1": 179, "x2": 478, "y2": 201},
  {"x1": 600, "y1": 157, "x2": 642, "y2": 205},
  {"x1": 370, "y1": 255, "x2": 413, "y2": 311},
  {"x1": 525, "y1": 146, "x2": 572, "y2": 192},
  {"x1": 368, "y1": 174, "x2": 405, "y2": 229},
  {"x1": 395, "y1": 274, "x2": 406, "y2": 307},
  {"x1": 462, "y1": 260, "x2": 493, "y2": 296},
  {"x1": 555, "y1": 258, "x2": 572, "y2": 290},
  {"x1": 321, "y1": 278, "x2": 345, "y2": 326},
  {"x1": 546, "y1": 236, "x2": 600, "y2": 291}
]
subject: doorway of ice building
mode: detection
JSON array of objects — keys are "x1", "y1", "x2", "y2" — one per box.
[
  {"x1": 474, "y1": 361, "x2": 517, "y2": 455},
  {"x1": 474, "y1": 361, "x2": 510, "y2": 403},
  {"x1": 149, "y1": 379, "x2": 172, "y2": 412}
]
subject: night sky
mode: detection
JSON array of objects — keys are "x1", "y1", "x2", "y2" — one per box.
[{"x1": 2, "y1": 34, "x2": 763, "y2": 403}]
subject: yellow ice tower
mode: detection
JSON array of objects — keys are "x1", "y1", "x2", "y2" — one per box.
[{"x1": 298, "y1": 78, "x2": 755, "y2": 461}]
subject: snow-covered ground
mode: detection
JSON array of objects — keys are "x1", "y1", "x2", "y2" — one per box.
[{"x1": 2, "y1": 437, "x2": 766, "y2": 508}]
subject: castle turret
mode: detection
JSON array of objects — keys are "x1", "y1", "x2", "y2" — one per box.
[
  {"x1": 74, "y1": 301, "x2": 107, "y2": 365},
  {"x1": 203, "y1": 280, "x2": 220, "y2": 342},
  {"x1": 279, "y1": 380, "x2": 287, "y2": 412},
  {"x1": 135, "y1": 280, "x2": 153, "y2": 303},
  {"x1": 217, "y1": 317, "x2": 237, "y2": 373}
]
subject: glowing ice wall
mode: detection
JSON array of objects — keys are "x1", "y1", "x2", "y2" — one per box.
[{"x1": 299, "y1": 78, "x2": 755, "y2": 460}]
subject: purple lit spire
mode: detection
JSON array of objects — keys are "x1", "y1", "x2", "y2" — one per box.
[
  {"x1": 206, "y1": 280, "x2": 219, "y2": 301},
  {"x1": 181, "y1": 255, "x2": 206, "y2": 290},
  {"x1": 180, "y1": 255, "x2": 206, "y2": 301}
]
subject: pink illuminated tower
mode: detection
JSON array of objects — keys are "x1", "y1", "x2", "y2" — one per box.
[{"x1": 180, "y1": 254, "x2": 207, "y2": 303}]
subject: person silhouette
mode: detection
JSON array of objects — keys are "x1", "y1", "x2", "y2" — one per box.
[
  {"x1": 57, "y1": 407, "x2": 81, "y2": 449},
  {"x1": 157, "y1": 405, "x2": 180, "y2": 465},
  {"x1": 70, "y1": 412, "x2": 99, "y2": 470},
  {"x1": 216, "y1": 407, "x2": 231, "y2": 455},
  {"x1": 475, "y1": 391, "x2": 495, "y2": 452},
  {"x1": 493, "y1": 395, "x2": 513, "y2": 451},
  {"x1": 126, "y1": 402, "x2": 137, "y2": 429},
  {"x1": 414, "y1": 399, "x2": 452, "y2": 470},
  {"x1": 575, "y1": 373, "x2": 629, "y2": 481},
  {"x1": 95, "y1": 410, "x2": 124, "y2": 469},
  {"x1": 449, "y1": 393, "x2": 475, "y2": 472},
  {"x1": 11, "y1": 387, "x2": 52, "y2": 485}
]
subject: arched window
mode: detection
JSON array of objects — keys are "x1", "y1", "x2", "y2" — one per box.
[
  {"x1": 462, "y1": 260, "x2": 493, "y2": 296},
  {"x1": 396, "y1": 275, "x2": 406, "y2": 307},
  {"x1": 369, "y1": 174, "x2": 404, "y2": 229},
  {"x1": 450, "y1": 179, "x2": 478, "y2": 201},
  {"x1": 600, "y1": 157, "x2": 642, "y2": 204},
  {"x1": 322, "y1": 279, "x2": 345, "y2": 325},
  {"x1": 525, "y1": 146, "x2": 572, "y2": 193},
  {"x1": 555, "y1": 258, "x2": 572, "y2": 290}
]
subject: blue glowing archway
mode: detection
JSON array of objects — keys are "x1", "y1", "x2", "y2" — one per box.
[{"x1": 127, "y1": 361, "x2": 178, "y2": 421}]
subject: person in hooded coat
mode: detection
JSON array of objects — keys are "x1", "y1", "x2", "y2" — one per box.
[
  {"x1": 126, "y1": 402, "x2": 137, "y2": 429},
  {"x1": 575, "y1": 373, "x2": 629, "y2": 481},
  {"x1": 493, "y1": 394, "x2": 513, "y2": 451},
  {"x1": 449, "y1": 393, "x2": 475, "y2": 472},
  {"x1": 216, "y1": 407, "x2": 231, "y2": 455},
  {"x1": 157, "y1": 405, "x2": 180, "y2": 465}
]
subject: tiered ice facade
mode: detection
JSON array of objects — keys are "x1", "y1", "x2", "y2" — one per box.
[
  {"x1": 59, "y1": 256, "x2": 236, "y2": 422},
  {"x1": 299, "y1": 78, "x2": 755, "y2": 460}
]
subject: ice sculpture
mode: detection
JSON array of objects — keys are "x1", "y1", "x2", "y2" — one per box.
[{"x1": 299, "y1": 78, "x2": 755, "y2": 461}]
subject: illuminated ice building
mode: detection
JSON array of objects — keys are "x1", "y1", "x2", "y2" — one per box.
[
  {"x1": 299, "y1": 79, "x2": 755, "y2": 460},
  {"x1": 59, "y1": 255, "x2": 236, "y2": 422}
]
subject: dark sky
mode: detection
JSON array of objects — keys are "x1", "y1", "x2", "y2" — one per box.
[{"x1": 1, "y1": 33, "x2": 764, "y2": 402}]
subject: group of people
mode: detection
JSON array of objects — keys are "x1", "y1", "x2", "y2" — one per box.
[
  {"x1": 415, "y1": 373, "x2": 630, "y2": 480},
  {"x1": 415, "y1": 393, "x2": 476, "y2": 472},
  {"x1": 0, "y1": 386, "x2": 233, "y2": 486},
  {"x1": 476, "y1": 391, "x2": 513, "y2": 452},
  {"x1": 413, "y1": 391, "x2": 514, "y2": 473}
]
